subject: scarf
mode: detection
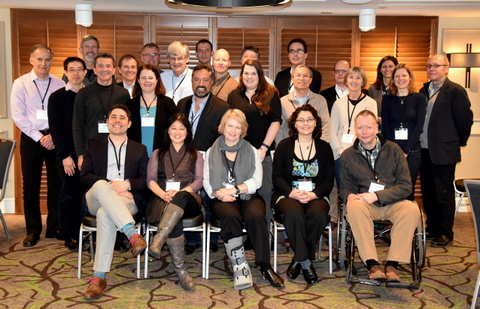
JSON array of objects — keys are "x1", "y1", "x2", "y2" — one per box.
[{"x1": 208, "y1": 135, "x2": 255, "y2": 200}]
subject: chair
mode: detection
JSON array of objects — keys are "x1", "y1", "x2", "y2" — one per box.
[
  {"x1": 0, "y1": 139, "x2": 16, "y2": 241},
  {"x1": 143, "y1": 212, "x2": 205, "y2": 278},
  {"x1": 203, "y1": 215, "x2": 247, "y2": 280},
  {"x1": 270, "y1": 218, "x2": 333, "y2": 275},
  {"x1": 455, "y1": 179, "x2": 480, "y2": 216},
  {"x1": 339, "y1": 202, "x2": 426, "y2": 289},
  {"x1": 464, "y1": 180, "x2": 480, "y2": 308},
  {"x1": 77, "y1": 214, "x2": 142, "y2": 279}
]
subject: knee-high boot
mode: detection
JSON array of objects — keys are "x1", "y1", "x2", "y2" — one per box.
[
  {"x1": 149, "y1": 203, "x2": 184, "y2": 259},
  {"x1": 167, "y1": 235, "x2": 195, "y2": 290},
  {"x1": 224, "y1": 236, "x2": 253, "y2": 290}
]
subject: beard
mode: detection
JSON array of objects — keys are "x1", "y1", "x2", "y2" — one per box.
[{"x1": 194, "y1": 86, "x2": 209, "y2": 98}]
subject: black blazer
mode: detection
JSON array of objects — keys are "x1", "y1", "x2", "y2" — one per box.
[
  {"x1": 274, "y1": 66, "x2": 322, "y2": 98},
  {"x1": 177, "y1": 94, "x2": 230, "y2": 151},
  {"x1": 125, "y1": 95, "x2": 178, "y2": 151},
  {"x1": 81, "y1": 137, "x2": 149, "y2": 215},
  {"x1": 420, "y1": 78, "x2": 473, "y2": 165}
]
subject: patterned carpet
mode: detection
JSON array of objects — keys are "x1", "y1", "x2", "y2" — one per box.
[{"x1": 0, "y1": 213, "x2": 477, "y2": 309}]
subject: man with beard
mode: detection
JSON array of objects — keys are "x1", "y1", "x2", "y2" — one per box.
[
  {"x1": 63, "y1": 35, "x2": 100, "y2": 86},
  {"x1": 177, "y1": 64, "x2": 229, "y2": 254}
]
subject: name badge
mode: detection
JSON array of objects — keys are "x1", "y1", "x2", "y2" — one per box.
[
  {"x1": 141, "y1": 116, "x2": 155, "y2": 127},
  {"x1": 223, "y1": 182, "x2": 238, "y2": 197},
  {"x1": 165, "y1": 179, "x2": 181, "y2": 191},
  {"x1": 37, "y1": 110, "x2": 48, "y2": 120},
  {"x1": 394, "y1": 127, "x2": 408, "y2": 140},
  {"x1": 368, "y1": 182, "x2": 385, "y2": 193},
  {"x1": 298, "y1": 179, "x2": 313, "y2": 192},
  {"x1": 98, "y1": 120, "x2": 109, "y2": 133},
  {"x1": 341, "y1": 133, "x2": 354, "y2": 144}
]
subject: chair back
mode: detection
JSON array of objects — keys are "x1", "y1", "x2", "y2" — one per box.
[
  {"x1": 0, "y1": 139, "x2": 16, "y2": 201},
  {"x1": 465, "y1": 180, "x2": 480, "y2": 267}
]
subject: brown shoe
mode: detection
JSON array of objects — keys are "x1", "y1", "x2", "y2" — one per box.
[
  {"x1": 385, "y1": 266, "x2": 400, "y2": 282},
  {"x1": 368, "y1": 265, "x2": 387, "y2": 281},
  {"x1": 84, "y1": 276, "x2": 107, "y2": 300},
  {"x1": 129, "y1": 233, "x2": 147, "y2": 257}
]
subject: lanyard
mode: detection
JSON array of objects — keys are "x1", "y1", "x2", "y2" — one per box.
[
  {"x1": 427, "y1": 86, "x2": 441, "y2": 102},
  {"x1": 96, "y1": 83, "x2": 114, "y2": 119},
  {"x1": 33, "y1": 77, "x2": 51, "y2": 110},
  {"x1": 168, "y1": 148, "x2": 187, "y2": 180},
  {"x1": 172, "y1": 73, "x2": 187, "y2": 101},
  {"x1": 298, "y1": 139, "x2": 313, "y2": 178},
  {"x1": 360, "y1": 145, "x2": 380, "y2": 181},
  {"x1": 141, "y1": 94, "x2": 157, "y2": 116},
  {"x1": 346, "y1": 97, "x2": 360, "y2": 134},
  {"x1": 214, "y1": 76, "x2": 230, "y2": 97},
  {"x1": 222, "y1": 151, "x2": 237, "y2": 183},
  {"x1": 109, "y1": 137, "x2": 126, "y2": 179},
  {"x1": 189, "y1": 110, "x2": 201, "y2": 128},
  {"x1": 396, "y1": 95, "x2": 408, "y2": 127}
]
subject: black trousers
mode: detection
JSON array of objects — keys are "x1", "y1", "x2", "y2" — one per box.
[
  {"x1": 168, "y1": 190, "x2": 202, "y2": 238},
  {"x1": 211, "y1": 194, "x2": 270, "y2": 264},
  {"x1": 56, "y1": 154, "x2": 84, "y2": 240},
  {"x1": 420, "y1": 149, "x2": 456, "y2": 239},
  {"x1": 20, "y1": 133, "x2": 59, "y2": 236},
  {"x1": 275, "y1": 197, "x2": 330, "y2": 261}
]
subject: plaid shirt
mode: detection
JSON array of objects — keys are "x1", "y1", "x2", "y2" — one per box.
[{"x1": 357, "y1": 136, "x2": 381, "y2": 169}]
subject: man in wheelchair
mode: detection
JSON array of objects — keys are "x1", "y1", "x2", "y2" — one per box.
[{"x1": 339, "y1": 110, "x2": 420, "y2": 282}]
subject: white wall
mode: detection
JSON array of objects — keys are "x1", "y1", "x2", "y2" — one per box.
[
  {"x1": 438, "y1": 17, "x2": 480, "y2": 179},
  {"x1": 0, "y1": 8, "x2": 14, "y2": 213}
]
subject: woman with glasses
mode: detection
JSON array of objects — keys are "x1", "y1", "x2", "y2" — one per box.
[
  {"x1": 381, "y1": 64, "x2": 426, "y2": 200},
  {"x1": 227, "y1": 59, "x2": 281, "y2": 221},
  {"x1": 126, "y1": 64, "x2": 178, "y2": 156},
  {"x1": 368, "y1": 55, "x2": 399, "y2": 119},
  {"x1": 272, "y1": 104, "x2": 334, "y2": 284},
  {"x1": 330, "y1": 66, "x2": 377, "y2": 183}
]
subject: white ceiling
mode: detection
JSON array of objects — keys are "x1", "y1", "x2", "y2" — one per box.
[{"x1": 0, "y1": 0, "x2": 480, "y2": 17}]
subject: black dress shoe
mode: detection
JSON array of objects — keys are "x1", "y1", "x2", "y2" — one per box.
[
  {"x1": 302, "y1": 264, "x2": 318, "y2": 285},
  {"x1": 431, "y1": 235, "x2": 453, "y2": 247},
  {"x1": 210, "y1": 242, "x2": 219, "y2": 253},
  {"x1": 114, "y1": 235, "x2": 129, "y2": 253},
  {"x1": 45, "y1": 230, "x2": 65, "y2": 240},
  {"x1": 286, "y1": 259, "x2": 301, "y2": 280},
  {"x1": 64, "y1": 238, "x2": 86, "y2": 251},
  {"x1": 23, "y1": 234, "x2": 40, "y2": 247},
  {"x1": 185, "y1": 243, "x2": 200, "y2": 255},
  {"x1": 262, "y1": 267, "x2": 284, "y2": 288}
]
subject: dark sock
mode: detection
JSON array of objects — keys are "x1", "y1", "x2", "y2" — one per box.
[
  {"x1": 385, "y1": 260, "x2": 399, "y2": 269},
  {"x1": 366, "y1": 259, "x2": 380, "y2": 270}
]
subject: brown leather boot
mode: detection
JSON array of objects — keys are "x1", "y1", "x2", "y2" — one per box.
[
  {"x1": 149, "y1": 203, "x2": 184, "y2": 259},
  {"x1": 167, "y1": 235, "x2": 195, "y2": 290}
]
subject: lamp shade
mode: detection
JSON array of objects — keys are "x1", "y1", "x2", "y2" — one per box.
[
  {"x1": 448, "y1": 53, "x2": 480, "y2": 68},
  {"x1": 359, "y1": 8, "x2": 375, "y2": 32},
  {"x1": 75, "y1": 4, "x2": 92, "y2": 28}
]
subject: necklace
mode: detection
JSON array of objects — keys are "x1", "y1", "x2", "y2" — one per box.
[{"x1": 298, "y1": 139, "x2": 312, "y2": 150}]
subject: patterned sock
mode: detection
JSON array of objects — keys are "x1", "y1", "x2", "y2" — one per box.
[
  {"x1": 93, "y1": 271, "x2": 106, "y2": 280},
  {"x1": 121, "y1": 223, "x2": 136, "y2": 239},
  {"x1": 300, "y1": 259, "x2": 312, "y2": 269}
]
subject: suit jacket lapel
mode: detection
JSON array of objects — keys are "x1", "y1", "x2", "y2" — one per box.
[{"x1": 429, "y1": 78, "x2": 450, "y2": 121}]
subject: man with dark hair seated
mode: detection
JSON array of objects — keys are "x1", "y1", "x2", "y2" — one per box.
[{"x1": 339, "y1": 110, "x2": 420, "y2": 282}]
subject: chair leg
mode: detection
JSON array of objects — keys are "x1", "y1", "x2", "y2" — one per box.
[
  {"x1": 328, "y1": 223, "x2": 333, "y2": 275},
  {"x1": 77, "y1": 226, "x2": 83, "y2": 279},
  {"x1": 273, "y1": 221, "x2": 278, "y2": 272},
  {"x1": 202, "y1": 222, "x2": 207, "y2": 279},
  {"x1": 472, "y1": 271, "x2": 480, "y2": 309},
  {"x1": 144, "y1": 224, "x2": 153, "y2": 279},
  {"x1": 136, "y1": 225, "x2": 141, "y2": 279},
  {"x1": 0, "y1": 211, "x2": 11, "y2": 241},
  {"x1": 205, "y1": 223, "x2": 211, "y2": 280}
]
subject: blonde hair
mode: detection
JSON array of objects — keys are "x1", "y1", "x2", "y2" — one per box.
[{"x1": 218, "y1": 109, "x2": 248, "y2": 138}]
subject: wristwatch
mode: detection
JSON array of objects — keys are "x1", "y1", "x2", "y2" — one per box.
[{"x1": 234, "y1": 185, "x2": 240, "y2": 195}]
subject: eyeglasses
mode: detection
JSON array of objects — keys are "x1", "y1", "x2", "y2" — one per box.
[
  {"x1": 169, "y1": 57, "x2": 186, "y2": 62},
  {"x1": 67, "y1": 68, "x2": 84, "y2": 73},
  {"x1": 288, "y1": 49, "x2": 305, "y2": 55},
  {"x1": 426, "y1": 64, "x2": 447, "y2": 69},
  {"x1": 142, "y1": 53, "x2": 159, "y2": 57},
  {"x1": 334, "y1": 69, "x2": 348, "y2": 74},
  {"x1": 296, "y1": 118, "x2": 315, "y2": 124}
]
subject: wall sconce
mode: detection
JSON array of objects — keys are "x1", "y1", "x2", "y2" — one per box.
[
  {"x1": 447, "y1": 44, "x2": 480, "y2": 88},
  {"x1": 75, "y1": 4, "x2": 92, "y2": 28},
  {"x1": 359, "y1": 8, "x2": 375, "y2": 32}
]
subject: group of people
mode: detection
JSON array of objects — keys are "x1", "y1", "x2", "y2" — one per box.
[{"x1": 10, "y1": 34, "x2": 473, "y2": 300}]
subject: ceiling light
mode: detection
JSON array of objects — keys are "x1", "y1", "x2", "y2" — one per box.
[
  {"x1": 342, "y1": 0, "x2": 373, "y2": 4},
  {"x1": 168, "y1": 0, "x2": 291, "y2": 8},
  {"x1": 359, "y1": 8, "x2": 375, "y2": 32},
  {"x1": 75, "y1": 4, "x2": 92, "y2": 28}
]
